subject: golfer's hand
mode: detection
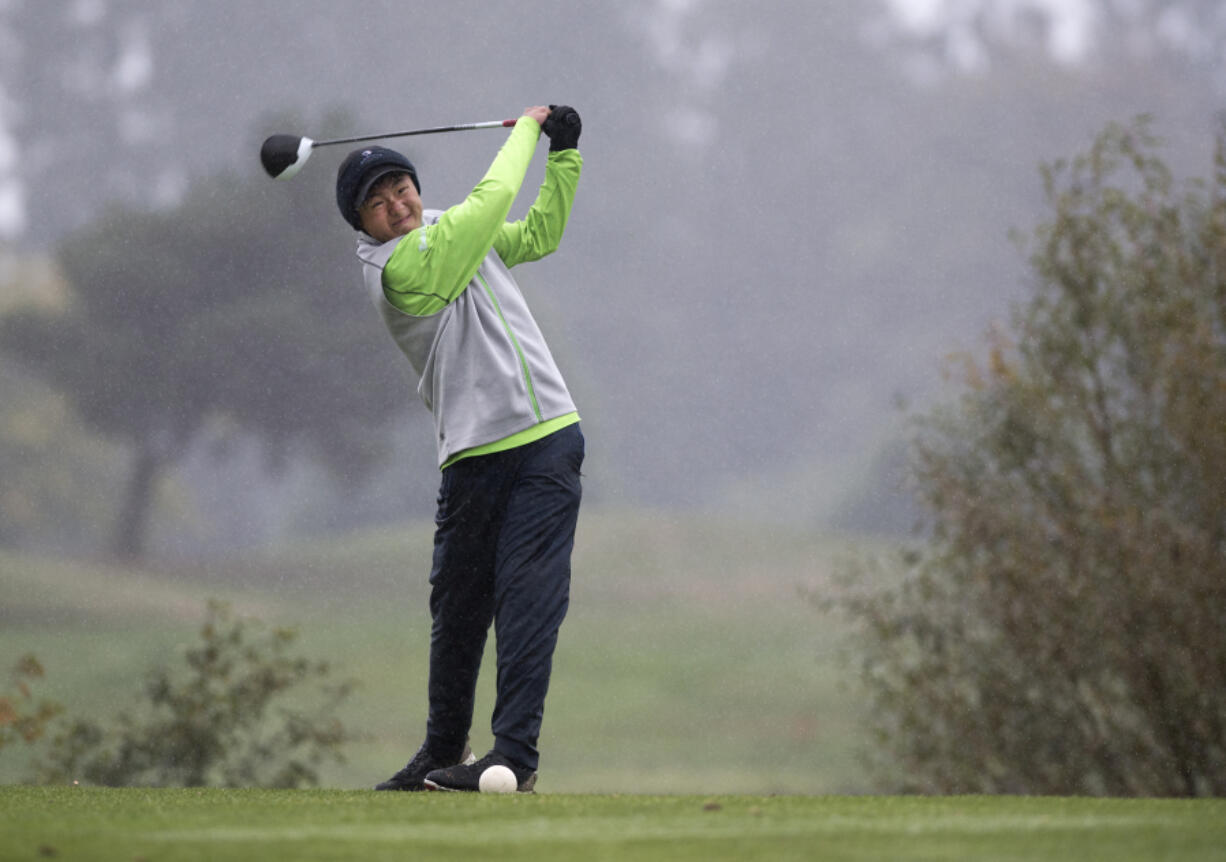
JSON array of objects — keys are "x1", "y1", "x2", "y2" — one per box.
[
  {"x1": 542, "y1": 105, "x2": 581, "y2": 151},
  {"x1": 523, "y1": 106, "x2": 550, "y2": 126}
]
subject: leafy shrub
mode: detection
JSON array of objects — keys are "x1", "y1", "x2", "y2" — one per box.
[
  {"x1": 834, "y1": 118, "x2": 1226, "y2": 797},
  {"x1": 32, "y1": 601, "x2": 361, "y2": 788}
]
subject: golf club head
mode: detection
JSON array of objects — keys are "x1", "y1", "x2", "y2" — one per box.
[{"x1": 260, "y1": 134, "x2": 314, "y2": 180}]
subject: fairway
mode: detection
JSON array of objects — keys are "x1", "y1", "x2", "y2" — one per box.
[{"x1": 2, "y1": 787, "x2": 1224, "y2": 862}]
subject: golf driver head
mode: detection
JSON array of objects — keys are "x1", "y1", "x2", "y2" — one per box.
[{"x1": 260, "y1": 135, "x2": 314, "y2": 180}]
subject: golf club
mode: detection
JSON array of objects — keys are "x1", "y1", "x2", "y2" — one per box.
[{"x1": 260, "y1": 119, "x2": 517, "y2": 180}]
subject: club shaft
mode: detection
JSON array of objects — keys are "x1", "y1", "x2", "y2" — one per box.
[{"x1": 312, "y1": 120, "x2": 516, "y2": 149}]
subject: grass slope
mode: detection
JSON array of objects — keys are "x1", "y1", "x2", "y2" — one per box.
[
  {"x1": 2, "y1": 787, "x2": 1224, "y2": 862},
  {"x1": 0, "y1": 510, "x2": 873, "y2": 794}
]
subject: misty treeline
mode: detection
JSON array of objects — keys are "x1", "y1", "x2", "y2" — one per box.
[
  {"x1": 6, "y1": 1, "x2": 1226, "y2": 551},
  {"x1": 0, "y1": 112, "x2": 421, "y2": 560},
  {"x1": 3, "y1": 1, "x2": 1226, "y2": 560},
  {"x1": 833, "y1": 118, "x2": 1226, "y2": 797}
]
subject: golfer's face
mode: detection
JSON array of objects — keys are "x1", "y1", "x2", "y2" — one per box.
[{"x1": 359, "y1": 176, "x2": 423, "y2": 243}]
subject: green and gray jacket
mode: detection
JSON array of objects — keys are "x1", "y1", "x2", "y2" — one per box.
[{"x1": 355, "y1": 117, "x2": 581, "y2": 468}]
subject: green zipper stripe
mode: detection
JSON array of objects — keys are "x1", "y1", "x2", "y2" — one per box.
[{"x1": 477, "y1": 272, "x2": 543, "y2": 421}]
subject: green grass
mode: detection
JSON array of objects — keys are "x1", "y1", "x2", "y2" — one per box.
[
  {"x1": 1, "y1": 787, "x2": 1223, "y2": 862},
  {"x1": 5, "y1": 515, "x2": 1224, "y2": 861},
  {"x1": 0, "y1": 509, "x2": 874, "y2": 794}
]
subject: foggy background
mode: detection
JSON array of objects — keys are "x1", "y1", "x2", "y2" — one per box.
[
  {"x1": 2, "y1": 0, "x2": 1226, "y2": 795},
  {"x1": 1, "y1": 0, "x2": 1223, "y2": 552}
]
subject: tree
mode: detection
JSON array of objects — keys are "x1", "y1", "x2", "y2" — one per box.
[
  {"x1": 835, "y1": 118, "x2": 1226, "y2": 796},
  {"x1": 0, "y1": 256, "x2": 123, "y2": 552},
  {"x1": 0, "y1": 1, "x2": 188, "y2": 240},
  {"x1": 0, "y1": 116, "x2": 406, "y2": 559}
]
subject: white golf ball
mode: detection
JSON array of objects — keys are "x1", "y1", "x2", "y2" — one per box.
[{"x1": 478, "y1": 764, "x2": 518, "y2": 794}]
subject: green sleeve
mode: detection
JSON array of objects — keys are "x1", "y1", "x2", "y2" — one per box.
[
  {"x1": 380, "y1": 117, "x2": 541, "y2": 316},
  {"x1": 493, "y1": 148, "x2": 582, "y2": 268}
]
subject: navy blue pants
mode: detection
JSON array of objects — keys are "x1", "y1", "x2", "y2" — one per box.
[{"x1": 424, "y1": 423, "x2": 583, "y2": 771}]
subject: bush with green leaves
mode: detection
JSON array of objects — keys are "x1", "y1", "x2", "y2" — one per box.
[
  {"x1": 33, "y1": 601, "x2": 360, "y2": 788},
  {"x1": 835, "y1": 118, "x2": 1226, "y2": 797}
]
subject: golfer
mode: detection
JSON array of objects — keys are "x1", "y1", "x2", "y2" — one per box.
[{"x1": 336, "y1": 105, "x2": 584, "y2": 793}]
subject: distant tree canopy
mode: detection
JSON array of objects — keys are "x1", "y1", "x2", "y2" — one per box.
[
  {"x1": 837, "y1": 118, "x2": 1226, "y2": 796},
  {"x1": 0, "y1": 118, "x2": 404, "y2": 559},
  {"x1": 875, "y1": 0, "x2": 1226, "y2": 79}
]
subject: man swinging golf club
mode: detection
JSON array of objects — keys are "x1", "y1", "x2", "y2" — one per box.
[{"x1": 336, "y1": 105, "x2": 584, "y2": 794}]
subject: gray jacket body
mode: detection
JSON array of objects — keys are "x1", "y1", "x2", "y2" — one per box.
[{"x1": 356, "y1": 210, "x2": 576, "y2": 466}]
